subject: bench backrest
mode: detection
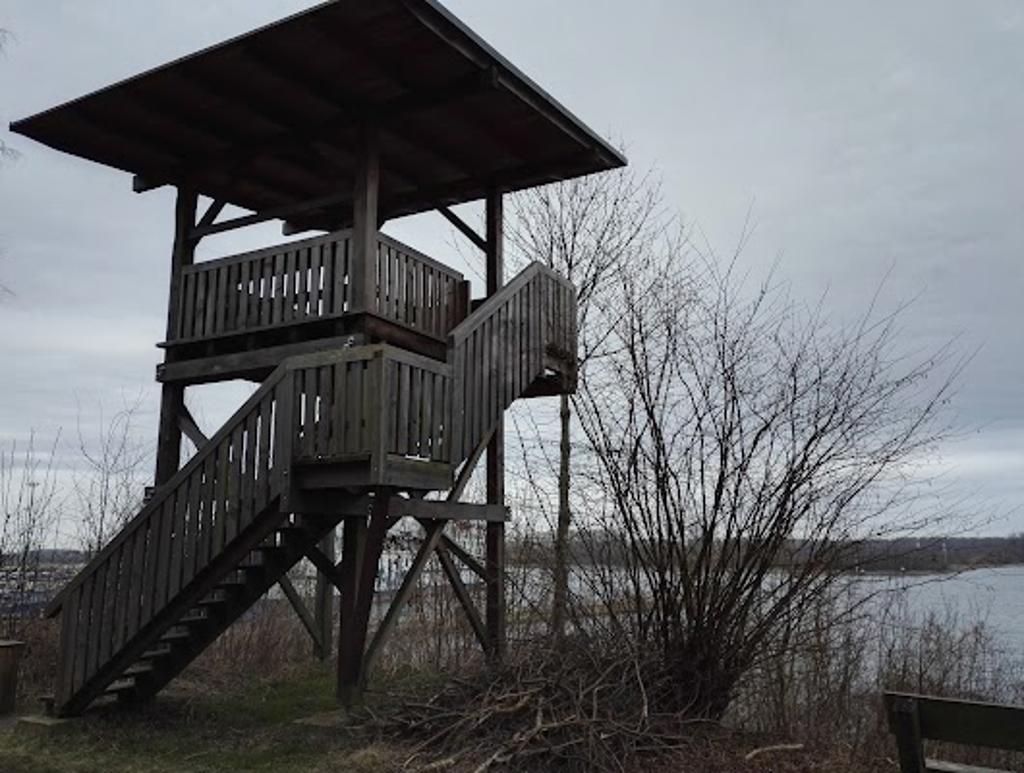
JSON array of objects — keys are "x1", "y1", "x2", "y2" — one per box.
[{"x1": 884, "y1": 692, "x2": 1024, "y2": 773}]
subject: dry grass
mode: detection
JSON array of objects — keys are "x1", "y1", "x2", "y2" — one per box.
[{"x1": 5, "y1": 576, "x2": 1024, "y2": 772}]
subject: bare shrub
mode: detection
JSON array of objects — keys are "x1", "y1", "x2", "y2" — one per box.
[
  {"x1": 731, "y1": 584, "x2": 1024, "y2": 768},
  {"x1": 570, "y1": 248, "x2": 963, "y2": 718},
  {"x1": 185, "y1": 598, "x2": 312, "y2": 692},
  {"x1": 507, "y1": 165, "x2": 667, "y2": 642},
  {"x1": 0, "y1": 433, "x2": 60, "y2": 638},
  {"x1": 73, "y1": 396, "x2": 148, "y2": 556},
  {"x1": 385, "y1": 635, "x2": 701, "y2": 773}
]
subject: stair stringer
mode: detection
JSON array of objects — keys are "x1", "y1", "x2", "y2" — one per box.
[{"x1": 58, "y1": 495, "x2": 287, "y2": 716}]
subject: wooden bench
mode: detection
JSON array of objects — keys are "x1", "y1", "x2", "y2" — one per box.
[{"x1": 884, "y1": 691, "x2": 1024, "y2": 772}]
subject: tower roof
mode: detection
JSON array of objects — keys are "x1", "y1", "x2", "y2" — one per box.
[{"x1": 11, "y1": 0, "x2": 626, "y2": 230}]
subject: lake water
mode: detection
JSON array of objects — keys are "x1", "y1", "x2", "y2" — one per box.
[{"x1": 860, "y1": 565, "x2": 1024, "y2": 653}]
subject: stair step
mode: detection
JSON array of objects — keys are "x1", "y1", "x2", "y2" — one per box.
[
  {"x1": 105, "y1": 679, "x2": 137, "y2": 696},
  {"x1": 124, "y1": 662, "x2": 155, "y2": 678},
  {"x1": 198, "y1": 590, "x2": 230, "y2": 606},
  {"x1": 140, "y1": 646, "x2": 173, "y2": 660},
  {"x1": 160, "y1": 628, "x2": 193, "y2": 643},
  {"x1": 239, "y1": 550, "x2": 265, "y2": 568},
  {"x1": 180, "y1": 612, "x2": 210, "y2": 626},
  {"x1": 216, "y1": 572, "x2": 249, "y2": 588}
]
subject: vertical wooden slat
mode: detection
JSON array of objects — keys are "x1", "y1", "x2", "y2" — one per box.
[
  {"x1": 212, "y1": 440, "x2": 229, "y2": 557},
  {"x1": 317, "y1": 365, "x2": 331, "y2": 456},
  {"x1": 432, "y1": 370, "x2": 446, "y2": 461},
  {"x1": 302, "y1": 368, "x2": 317, "y2": 458},
  {"x1": 197, "y1": 455, "x2": 215, "y2": 569},
  {"x1": 168, "y1": 481, "x2": 188, "y2": 599},
  {"x1": 338, "y1": 239, "x2": 350, "y2": 314},
  {"x1": 272, "y1": 372, "x2": 296, "y2": 496},
  {"x1": 186, "y1": 467, "x2": 204, "y2": 585},
  {"x1": 194, "y1": 271, "x2": 208, "y2": 338},
  {"x1": 322, "y1": 242, "x2": 335, "y2": 317},
  {"x1": 226, "y1": 425, "x2": 243, "y2": 543},
  {"x1": 280, "y1": 250, "x2": 292, "y2": 323},
  {"x1": 409, "y1": 366, "x2": 422, "y2": 456},
  {"x1": 297, "y1": 247, "x2": 310, "y2": 321},
  {"x1": 204, "y1": 267, "x2": 220, "y2": 335},
  {"x1": 348, "y1": 360, "x2": 363, "y2": 453},
  {"x1": 180, "y1": 272, "x2": 195, "y2": 339},
  {"x1": 72, "y1": 577, "x2": 94, "y2": 693},
  {"x1": 150, "y1": 498, "x2": 174, "y2": 618},
  {"x1": 309, "y1": 244, "x2": 322, "y2": 318},
  {"x1": 259, "y1": 257, "x2": 272, "y2": 327},
  {"x1": 420, "y1": 370, "x2": 433, "y2": 458},
  {"x1": 126, "y1": 519, "x2": 148, "y2": 638},
  {"x1": 240, "y1": 410, "x2": 258, "y2": 530},
  {"x1": 56, "y1": 587, "x2": 80, "y2": 704},
  {"x1": 111, "y1": 532, "x2": 134, "y2": 654},
  {"x1": 256, "y1": 392, "x2": 274, "y2": 512},
  {"x1": 396, "y1": 363, "x2": 411, "y2": 456},
  {"x1": 96, "y1": 547, "x2": 120, "y2": 668},
  {"x1": 238, "y1": 259, "x2": 251, "y2": 331},
  {"x1": 331, "y1": 363, "x2": 346, "y2": 455},
  {"x1": 272, "y1": 251, "x2": 285, "y2": 325},
  {"x1": 85, "y1": 561, "x2": 107, "y2": 685}
]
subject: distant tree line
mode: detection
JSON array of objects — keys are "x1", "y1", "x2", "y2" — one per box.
[{"x1": 509, "y1": 534, "x2": 1024, "y2": 573}]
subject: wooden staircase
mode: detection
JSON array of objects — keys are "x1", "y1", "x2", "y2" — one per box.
[{"x1": 47, "y1": 262, "x2": 577, "y2": 717}]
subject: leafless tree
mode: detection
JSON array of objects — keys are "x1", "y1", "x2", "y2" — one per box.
[
  {"x1": 572, "y1": 245, "x2": 964, "y2": 718},
  {"x1": 0, "y1": 433, "x2": 60, "y2": 637},
  {"x1": 73, "y1": 397, "x2": 149, "y2": 556},
  {"x1": 507, "y1": 163, "x2": 666, "y2": 641}
]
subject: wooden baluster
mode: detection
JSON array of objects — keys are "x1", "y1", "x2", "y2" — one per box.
[
  {"x1": 72, "y1": 576, "x2": 94, "y2": 694},
  {"x1": 111, "y1": 534, "x2": 134, "y2": 654},
  {"x1": 56, "y1": 586, "x2": 81, "y2": 705},
  {"x1": 256, "y1": 393, "x2": 274, "y2": 512},
  {"x1": 85, "y1": 561, "x2": 107, "y2": 687},
  {"x1": 126, "y1": 519, "x2": 148, "y2": 639}
]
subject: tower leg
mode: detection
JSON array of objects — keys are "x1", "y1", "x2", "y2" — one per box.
[
  {"x1": 485, "y1": 426, "x2": 506, "y2": 662},
  {"x1": 154, "y1": 186, "x2": 198, "y2": 486},
  {"x1": 484, "y1": 187, "x2": 507, "y2": 663},
  {"x1": 154, "y1": 383, "x2": 185, "y2": 486},
  {"x1": 337, "y1": 494, "x2": 390, "y2": 707},
  {"x1": 313, "y1": 529, "x2": 336, "y2": 661}
]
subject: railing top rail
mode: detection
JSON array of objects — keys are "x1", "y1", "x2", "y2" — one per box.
[
  {"x1": 180, "y1": 230, "x2": 465, "y2": 281},
  {"x1": 182, "y1": 230, "x2": 353, "y2": 274},
  {"x1": 447, "y1": 261, "x2": 572, "y2": 345}
]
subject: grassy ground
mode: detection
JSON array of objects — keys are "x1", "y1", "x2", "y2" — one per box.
[
  {"x1": 0, "y1": 665, "x2": 413, "y2": 773},
  {"x1": 0, "y1": 664, "x2": 892, "y2": 773}
]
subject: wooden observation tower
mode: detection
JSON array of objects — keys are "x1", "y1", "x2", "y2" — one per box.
[{"x1": 11, "y1": 0, "x2": 625, "y2": 717}]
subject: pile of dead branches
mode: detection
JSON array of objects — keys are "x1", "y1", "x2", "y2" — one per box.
[{"x1": 377, "y1": 639, "x2": 710, "y2": 772}]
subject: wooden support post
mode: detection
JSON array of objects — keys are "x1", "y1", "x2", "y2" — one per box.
[
  {"x1": 363, "y1": 520, "x2": 446, "y2": 674},
  {"x1": 484, "y1": 187, "x2": 507, "y2": 662},
  {"x1": 154, "y1": 187, "x2": 198, "y2": 486},
  {"x1": 279, "y1": 574, "x2": 323, "y2": 655},
  {"x1": 177, "y1": 404, "x2": 209, "y2": 449},
  {"x1": 313, "y1": 529, "x2": 335, "y2": 661},
  {"x1": 349, "y1": 123, "x2": 380, "y2": 314},
  {"x1": 337, "y1": 493, "x2": 390, "y2": 707}
]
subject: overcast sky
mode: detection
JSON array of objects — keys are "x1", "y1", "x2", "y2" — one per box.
[{"x1": 0, "y1": 1, "x2": 1022, "y2": 538}]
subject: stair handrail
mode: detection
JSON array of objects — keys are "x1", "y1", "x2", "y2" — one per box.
[
  {"x1": 446, "y1": 261, "x2": 570, "y2": 346},
  {"x1": 45, "y1": 365, "x2": 291, "y2": 618}
]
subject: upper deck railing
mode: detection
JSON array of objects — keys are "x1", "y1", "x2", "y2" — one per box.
[{"x1": 171, "y1": 231, "x2": 467, "y2": 345}]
